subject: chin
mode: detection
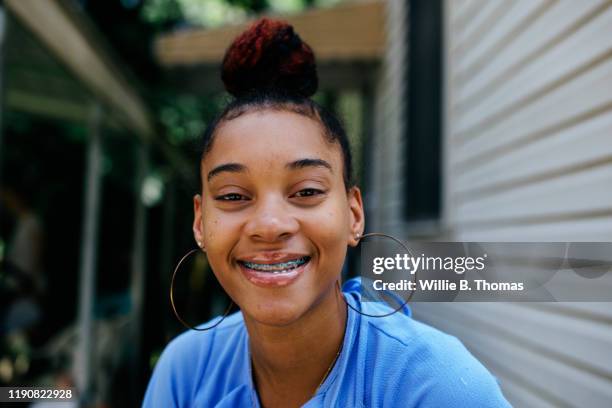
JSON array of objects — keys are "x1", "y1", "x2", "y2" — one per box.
[{"x1": 243, "y1": 297, "x2": 309, "y2": 327}]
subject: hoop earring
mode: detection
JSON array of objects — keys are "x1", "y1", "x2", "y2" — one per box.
[
  {"x1": 170, "y1": 248, "x2": 234, "y2": 331},
  {"x1": 340, "y1": 232, "x2": 416, "y2": 318}
]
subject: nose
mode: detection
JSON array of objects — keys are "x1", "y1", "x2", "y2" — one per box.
[{"x1": 244, "y1": 195, "x2": 299, "y2": 242}]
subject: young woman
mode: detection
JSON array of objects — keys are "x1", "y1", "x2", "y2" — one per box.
[{"x1": 143, "y1": 18, "x2": 510, "y2": 408}]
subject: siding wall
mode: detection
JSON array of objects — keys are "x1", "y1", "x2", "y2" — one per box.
[
  {"x1": 367, "y1": 0, "x2": 408, "y2": 233},
  {"x1": 371, "y1": 0, "x2": 612, "y2": 406}
]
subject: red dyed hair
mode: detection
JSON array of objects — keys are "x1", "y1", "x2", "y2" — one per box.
[{"x1": 221, "y1": 18, "x2": 318, "y2": 98}]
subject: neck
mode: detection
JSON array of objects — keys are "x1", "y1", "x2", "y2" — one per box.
[{"x1": 244, "y1": 281, "x2": 347, "y2": 407}]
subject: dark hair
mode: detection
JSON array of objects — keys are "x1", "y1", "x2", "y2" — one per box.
[{"x1": 198, "y1": 18, "x2": 353, "y2": 190}]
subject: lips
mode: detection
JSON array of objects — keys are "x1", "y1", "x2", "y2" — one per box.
[{"x1": 237, "y1": 255, "x2": 311, "y2": 287}]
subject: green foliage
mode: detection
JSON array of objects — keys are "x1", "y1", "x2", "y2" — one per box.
[
  {"x1": 174, "y1": 0, "x2": 248, "y2": 27},
  {"x1": 141, "y1": 0, "x2": 183, "y2": 28},
  {"x1": 225, "y1": 0, "x2": 269, "y2": 12},
  {"x1": 140, "y1": 0, "x2": 345, "y2": 28},
  {"x1": 157, "y1": 93, "x2": 226, "y2": 146}
]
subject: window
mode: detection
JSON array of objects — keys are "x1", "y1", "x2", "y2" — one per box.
[{"x1": 404, "y1": 0, "x2": 443, "y2": 222}]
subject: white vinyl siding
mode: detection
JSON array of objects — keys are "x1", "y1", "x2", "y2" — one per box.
[
  {"x1": 371, "y1": 1, "x2": 612, "y2": 406},
  {"x1": 368, "y1": 0, "x2": 409, "y2": 232},
  {"x1": 423, "y1": 1, "x2": 612, "y2": 406}
]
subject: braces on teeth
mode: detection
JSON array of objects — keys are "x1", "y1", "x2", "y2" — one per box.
[{"x1": 242, "y1": 257, "x2": 309, "y2": 272}]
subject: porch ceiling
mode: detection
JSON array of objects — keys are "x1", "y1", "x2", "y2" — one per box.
[
  {"x1": 5, "y1": 0, "x2": 155, "y2": 139},
  {"x1": 4, "y1": 0, "x2": 194, "y2": 182}
]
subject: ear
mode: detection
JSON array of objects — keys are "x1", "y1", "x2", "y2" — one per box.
[
  {"x1": 193, "y1": 194, "x2": 205, "y2": 249},
  {"x1": 347, "y1": 186, "x2": 365, "y2": 247}
]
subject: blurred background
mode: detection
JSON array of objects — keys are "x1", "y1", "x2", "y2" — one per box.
[{"x1": 0, "y1": 0, "x2": 610, "y2": 406}]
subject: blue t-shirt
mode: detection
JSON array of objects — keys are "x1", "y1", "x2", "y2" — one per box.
[{"x1": 143, "y1": 278, "x2": 511, "y2": 407}]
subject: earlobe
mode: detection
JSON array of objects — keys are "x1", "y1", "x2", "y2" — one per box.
[
  {"x1": 193, "y1": 194, "x2": 204, "y2": 248},
  {"x1": 347, "y1": 187, "x2": 365, "y2": 247},
  {"x1": 348, "y1": 233, "x2": 362, "y2": 248}
]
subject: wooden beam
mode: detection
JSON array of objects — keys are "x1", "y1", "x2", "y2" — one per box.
[
  {"x1": 5, "y1": 0, "x2": 154, "y2": 138},
  {"x1": 163, "y1": 60, "x2": 379, "y2": 94},
  {"x1": 155, "y1": 0, "x2": 385, "y2": 67},
  {"x1": 6, "y1": 89, "x2": 124, "y2": 129},
  {"x1": 7, "y1": 89, "x2": 91, "y2": 123}
]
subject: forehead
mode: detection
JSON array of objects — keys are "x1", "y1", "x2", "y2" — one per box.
[{"x1": 205, "y1": 110, "x2": 342, "y2": 168}]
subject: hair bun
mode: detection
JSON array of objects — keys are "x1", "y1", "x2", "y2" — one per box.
[{"x1": 221, "y1": 18, "x2": 318, "y2": 98}]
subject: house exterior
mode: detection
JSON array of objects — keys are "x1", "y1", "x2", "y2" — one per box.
[{"x1": 369, "y1": 1, "x2": 612, "y2": 406}]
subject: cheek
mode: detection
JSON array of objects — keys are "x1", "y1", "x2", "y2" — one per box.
[
  {"x1": 200, "y1": 199, "x2": 239, "y2": 239},
  {"x1": 202, "y1": 217, "x2": 219, "y2": 243},
  {"x1": 200, "y1": 208, "x2": 241, "y2": 258},
  {"x1": 308, "y1": 199, "x2": 351, "y2": 251},
  {"x1": 201, "y1": 214, "x2": 238, "y2": 291}
]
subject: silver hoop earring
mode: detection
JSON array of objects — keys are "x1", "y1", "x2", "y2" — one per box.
[
  {"x1": 170, "y1": 248, "x2": 233, "y2": 331},
  {"x1": 341, "y1": 232, "x2": 416, "y2": 318}
]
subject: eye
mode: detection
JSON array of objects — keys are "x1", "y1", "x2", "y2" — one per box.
[
  {"x1": 293, "y1": 188, "x2": 325, "y2": 198},
  {"x1": 215, "y1": 193, "x2": 248, "y2": 201}
]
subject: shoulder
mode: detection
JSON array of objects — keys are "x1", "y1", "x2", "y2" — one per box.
[
  {"x1": 343, "y1": 280, "x2": 510, "y2": 407},
  {"x1": 367, "y1": 313, "x2": 510, "y2": 407},
  {"x1": 142, "y1": 312, "x2": 245, "y2": 407}
]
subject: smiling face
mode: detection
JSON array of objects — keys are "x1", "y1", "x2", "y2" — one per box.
[{"x1": 193, "y1": 109, "x2": 364, "y2": 326}]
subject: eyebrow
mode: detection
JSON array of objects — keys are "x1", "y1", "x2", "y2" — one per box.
[
  {"x1": 286, "y1": 158, "x2": 333, "y2": 173},
  {"x1": 207, "y1": 163, "x2": 247, "y2": 182},
  {"x1": 207, "y1": 158, "x2": 332, "y2": 182}
]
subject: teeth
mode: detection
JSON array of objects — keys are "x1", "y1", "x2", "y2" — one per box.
[{"x1": 241, "y1": 257, "x2": 309, "y2": 273}]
